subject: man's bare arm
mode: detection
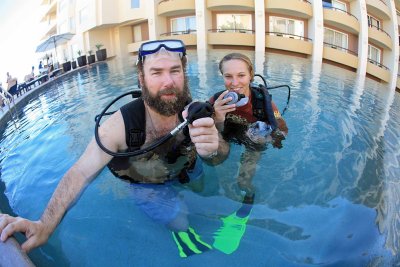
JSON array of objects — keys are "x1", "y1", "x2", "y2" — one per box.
[{"x1": 0, "y1": 111, "x2": 125, "y2": 251}]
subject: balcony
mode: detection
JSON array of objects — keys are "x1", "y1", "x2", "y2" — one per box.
[
  {"x1": 160, "y1": 30, "x2": 197, "y2": 46},
  {"x1": 208, "y1": 29, "x2": 255, "y2": 47},
  {"x1": 366, "y1": 59, "x2": 390, "y2": 82},
  {"x1": 158, "y1": 0, "x2": 195, "y2": 16},
  {"x1": 368, "y1": 25, "x2": 392, "y2": 50},
  {"x1": 41, "y1": 0, "x2": 57, "y2": 22},
  {"x1": 323, "y1": 42, "x2": 359, "y2": 69},
  {"x1": 44, "y1": 21, "x2": 57, "y2": 37},
  {"x1": 366, "y1": 0, "x2": 391, "y2": 20},
  {"x1": 265, "y1": 0, "x2": 312, "y2": 19},
  {"x1": 207, "y1": 0, "x2": 254, "y2": 11},
  {"x1": 323, "y1": 7, "x2": 359, "y2": 34},
  {"x1": 265, "y1": 32, "x2": 313, "y2": 55}
]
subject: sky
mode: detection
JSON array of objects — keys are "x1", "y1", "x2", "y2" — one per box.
[{"x1": 0, "y1": 0, "x2": 46, "y2": 86}]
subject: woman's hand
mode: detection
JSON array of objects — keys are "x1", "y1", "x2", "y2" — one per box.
[{"x1": 213, "y1": 90, "x2": 236, "y2": 130}]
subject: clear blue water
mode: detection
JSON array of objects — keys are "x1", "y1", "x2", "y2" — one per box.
[{"x1": 0, "y1": 50, "x2": 399, "y2": 266}]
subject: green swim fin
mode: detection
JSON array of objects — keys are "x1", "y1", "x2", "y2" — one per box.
[
  {"x1": 172, "y1": 227, "x2": 212, "y2": 258},
  {"x1": 212, "y1": 211, "x2": 250, "y2": 254},
  {"x1": 213, "y1": 196, "x2": 253, "y2": 255}
]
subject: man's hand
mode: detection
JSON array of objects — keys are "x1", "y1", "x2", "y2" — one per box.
[
  {"x1": 187, "y1": 117, "x2": 219, "y2": 158},
  {"x1": 0, "y1": 214, "x2": 50, "y2": 252}
]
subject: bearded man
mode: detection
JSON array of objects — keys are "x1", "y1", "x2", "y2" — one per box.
[{"x1": 0, "y1": 40, "x2": 229, "y2": 253}]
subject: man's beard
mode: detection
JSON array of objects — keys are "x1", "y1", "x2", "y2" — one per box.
[{"x1": 142, "y1": 77, "x2": 191, "y2": 116}]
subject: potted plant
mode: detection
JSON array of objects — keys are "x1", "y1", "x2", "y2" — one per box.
[
  {"x1": 95, "y1": 44, "x2": 107, "y2": 61},
  {"x1": 87, "y1": 50, "x2": 96, "y2": 64},
  {"x1": 77, "y1": 50, "x2": 87, "y2": 67},
  {"x1": 62, "y1": 55, "x2": 71, "y2": 72},
  {"x1": 71, "y1": 57, "x2": 77, "y2": 69}
]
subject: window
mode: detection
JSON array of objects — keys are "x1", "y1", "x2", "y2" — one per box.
[
  {"x1": 79, "y1": 6, "x2": 88, "y2": 26},
  {"x1": 59, "y1": 20, "x2": 68, "y2": 33},
  {"x1": 59, "y1": 0, "x2": 67, "y2": 12},
  {"x1": 269, "y1": 16, "x2": 304, "y2": 39},
  {"x1": 131, "y1": 0, "x2": 140, "y2": 8},
  {"x1": 323, "y1": 0, "x2": 347, "y2": 11},
  {"x1": 69, "y1": 17, "x2": 75, "y2": 32},
  {"x1": 216, "y1": 14, "x2": 252, "y2": 32},
  {"x1": 367, "y1": 15, "x2": 380, "y2": 29},
  {"x1": 332, "y1": 0, "x2": 346, "y2": 11},
  {"x1": 324, "y1": 27, "x2": 348, "y2": 51},
  {"x1": 133, "y1": 25, "x2": 142, "y2": 42},
  {"x1": 171, "y1": 16, "x2": 196, "y2": 34},
  {"x1": 368, "y1": 44, "x2": 381, "y2": 63}
]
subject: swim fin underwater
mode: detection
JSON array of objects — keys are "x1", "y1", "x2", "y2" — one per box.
[
  {"x1": 172, "y1": 227, "x2": 212, "y2": 258},
  {"x1": 213, "y1": 194, "x2": 254, "y2": 254},
  {"x1": 172, "y1": 194, "x2": 254, "y2": 257}
]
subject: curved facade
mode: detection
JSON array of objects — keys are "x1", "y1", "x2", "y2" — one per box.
[{"x1": 39, "y1": 0, "x2": 400, "y2": 91}]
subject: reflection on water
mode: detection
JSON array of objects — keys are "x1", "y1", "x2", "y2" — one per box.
[{"x1": 0, "y1": 51, "x2": 399, "y2": 266}]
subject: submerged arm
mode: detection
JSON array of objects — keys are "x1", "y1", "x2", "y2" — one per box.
[{"x1": 0, "y1": 111, "x2": 125, "y2": 252}]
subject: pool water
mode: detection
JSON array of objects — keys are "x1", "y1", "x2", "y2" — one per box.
[{"x1": 0, "y1": 50, "x2": 399, "y2": 266}]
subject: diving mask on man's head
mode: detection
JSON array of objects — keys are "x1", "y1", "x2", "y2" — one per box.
[{"x1": 137, "y1": 39, "x2": 186, "y2": 64}]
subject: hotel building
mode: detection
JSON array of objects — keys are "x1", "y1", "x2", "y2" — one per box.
[{"x1": 40, "y1": 0, "x2": 400, "y2": 91}]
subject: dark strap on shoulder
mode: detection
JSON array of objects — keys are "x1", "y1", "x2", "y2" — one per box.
[
  {"x1": 251, "y1": 85, "x2": 278, "y2": 130},
  {"x1": 119, "y1": 98, "x2": 146, "y2": 150}
]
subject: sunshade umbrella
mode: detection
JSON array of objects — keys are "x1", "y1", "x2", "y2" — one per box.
[{"x1": 36, "y1": 32, "x2": 74, "y2": 63}]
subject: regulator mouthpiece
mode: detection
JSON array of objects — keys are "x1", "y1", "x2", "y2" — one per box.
[
  {"x1": 186, "y1": 101, "x2": 214, "y2": 123},
  {"x1": 223, "y1": 91, "x2": 249, "y2": 107}
]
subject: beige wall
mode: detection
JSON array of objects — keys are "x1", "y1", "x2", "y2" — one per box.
[{"x1": 87, "y1": 28, "x2": 115, "y2": 56}]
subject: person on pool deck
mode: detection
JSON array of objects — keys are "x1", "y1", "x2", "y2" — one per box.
[
  {"x1": 0, "y1": 39, "x2": 230, "y2": 254},
  {"x1": 207, "y1": 53, "x2": 289, "y2": 254}
]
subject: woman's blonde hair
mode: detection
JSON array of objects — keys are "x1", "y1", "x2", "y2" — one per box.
[{"x1": 218, "y1": 53, "x2": 254, "y2": 81}]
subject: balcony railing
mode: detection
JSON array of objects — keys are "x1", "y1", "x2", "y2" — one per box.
[
  {"x1": 323, "y1": 6, "x2": 358, "y2": 20},
  {"x1": 368, "y1": 58, "x2": 389, "y2": 70},
  {"x1": 266, "y1": 32, "x2": 312, "y2": 42},
  {"x1": 323, "y1": 42, "x2": 358, "y2": 56},
  {"x1": 378, "y1": 0, "x2": 387, "y2": 6},
  {"x1": 208, "y1": 29, "x2": 255, "y2": 34},
  {"x1": 158, "y1": 0, "x2": 170, "y2": 5},
  {"x1": 160, "y1": 29, "x2": 197, "y2": 36},
  {"x1": 368, "y1": 24, "x2": 391, "y2": 38}
]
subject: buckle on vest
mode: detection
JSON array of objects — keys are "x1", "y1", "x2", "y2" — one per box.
[{"x1": 129, "y1": 129, "x2": 145, "y2": 148}]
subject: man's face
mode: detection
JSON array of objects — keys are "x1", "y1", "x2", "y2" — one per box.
[{"x1": 141, "y1": 52, "x2": 190, "y2": 116}]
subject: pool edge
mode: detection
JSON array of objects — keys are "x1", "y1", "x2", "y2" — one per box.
[{"x1": 0, "y1": 211, "x2": 35, "y2": 267}]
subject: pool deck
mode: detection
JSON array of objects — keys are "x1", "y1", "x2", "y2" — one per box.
[
  {"x1": 0, "y1": 62, "x2": 105, "y2": 124},
  {"x1": 0, "y1": 61, "x2": 107, "y2": 267}
]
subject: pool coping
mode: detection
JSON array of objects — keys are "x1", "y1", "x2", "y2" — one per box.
[
  {"x1": 0, "y1": 61, "x2": 107, "y2": 267},
  {"x1": 0, "y1": 211, "x2": 35, "y2": 267}
]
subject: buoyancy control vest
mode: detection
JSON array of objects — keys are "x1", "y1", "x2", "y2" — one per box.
[
  {"x1": 107, "y1": 98, "x2": 196, "y2": 184},
  {"x1": 212, "y1": 84, "x2": 278, "y2": 130}
]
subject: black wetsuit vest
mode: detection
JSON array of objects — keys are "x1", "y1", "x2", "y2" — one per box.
[
  {"x1": 212, "y1": 85, "x2": 278, "y2": 129},
  {"x1": 107, "y1": 98, "x2": 195, "y2": 184}
]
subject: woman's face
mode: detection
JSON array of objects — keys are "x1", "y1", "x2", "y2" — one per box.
[{"x1": 221, "y1": 59, "x2": 252, "y2": 97}]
